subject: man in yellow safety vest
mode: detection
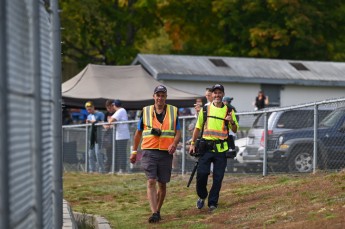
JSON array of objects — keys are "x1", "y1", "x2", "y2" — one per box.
[{"x1": 189, "y1": 84, "x2": 239, "y2": 212}]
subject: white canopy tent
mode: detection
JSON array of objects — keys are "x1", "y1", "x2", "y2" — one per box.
[{"x1": 62, "y1": 64, "x2": 201, "y2": 109}]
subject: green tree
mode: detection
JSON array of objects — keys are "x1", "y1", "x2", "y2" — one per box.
[
  {"x1": 60, "y1": 0, "x2": 162, "y2": 67},
  {"x1": 159, "y1": 0, "x2": 345, "y2": 60},
  {"x1": 159, "y1": 0, "x2": 221, "y2": 55},
  {"x1": 213, "y1": 0, "x2": 345, "y2": 60},
  {"x1": 61, "y1": 0, "x2": 345, "y2": 73}
]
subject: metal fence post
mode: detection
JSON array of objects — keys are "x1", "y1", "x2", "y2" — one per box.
[
  {"x1": 0, "y1": 0, "x2": 10, "y2": 227},
  {"x1": 313, "y1": 104, "x2": 319, "y2": 174},
  {"x1": 51, "y1": 0, "x2": 63, "y2": 225},
  {"x1": 182, "y1": 118, "x2": 186, "y2": 175},
  {"x1": 111, "y1": 124, "x2": 116, "y2": 174},
  {"x1": 33, "y1": 1, "x2": 44, "y2": 226},
  {"x1": 263, "y1": 112, "x2": 268, "y2": 176},
  {"x1": 85, "y1": 125, "x2": 89, "y2": 172}
]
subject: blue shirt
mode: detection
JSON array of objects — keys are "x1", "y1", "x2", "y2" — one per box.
[{"x1": 87, "y1": 111, "x2": 104, "y2": 123}]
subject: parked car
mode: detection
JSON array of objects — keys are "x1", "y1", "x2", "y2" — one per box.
[
  {"x1": 259, "y1": 107, "x2": 345, "y2": 173},
  {"x1": 238, "y1": 108, "x2": 333, "y2": 171}
]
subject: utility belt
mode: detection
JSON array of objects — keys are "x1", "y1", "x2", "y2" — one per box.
[{"x1": 196, "y1": 138, "x2": 227, "y2": 154}]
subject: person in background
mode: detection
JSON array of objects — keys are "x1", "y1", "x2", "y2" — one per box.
[
  {"x1": 85, "y1": 101, "x2": 105, "y2": 173},
  {"x1": 254, "y1": 91, "x2": 269, "y2": 110},
  {"x1": 193, "y1": 97, "x2": 203, "y2": 116},
  {"x1": 62, "y1": 105, "x2": 73, "y2": 125},
  {"x1": 189, "y1": 84, "x2": 239, "y2": 213},
  {"x1": 70, "y1": 108, "x2": 88, "y2": 124},
  {"x1": 188, "y1": 97, "x2": 204, "y2": 132},
  {"x1": 178, "y1": 107, "x2": 192, "y2": 116},
  {"x1": 130, "y1": 85, "x2": 181, "y2": 223},
  {"x1": 103, "y1": 100, "x2": 115, "y2": 173},
  {"x1": 205, "y1": 87, "x2": 213, "y2": 105},
  {"x1": 108, "y1": 99, "x2": 130, "y2": 173}
]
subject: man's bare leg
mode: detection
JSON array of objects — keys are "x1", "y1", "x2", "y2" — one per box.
[
  {"x1": 147, "y1": 179, "x2": 158, "y2": 213},
  {"x1": 157, "y1": 182, "x2": 166, "y2": 212}
]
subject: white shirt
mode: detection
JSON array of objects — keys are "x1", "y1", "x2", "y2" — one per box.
[{"x1": 111, "y1": 108, "x2": 130, "y2": 140}]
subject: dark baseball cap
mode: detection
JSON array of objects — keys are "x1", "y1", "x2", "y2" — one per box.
[
  {"x1": 154, "y1": 85, "x2": 167, "y2": 94},
  {"x1": 112, "y1": 99, "x2": 122, "y2": 107},
  {"x1": 222, "y1": 96, "x2": 233, "y2": 103},
  {"x1": 211, "y1": 84, "x2": 224, "y2": 92}
]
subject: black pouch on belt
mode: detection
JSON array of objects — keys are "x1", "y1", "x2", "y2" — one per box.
[
  {"x1": 195, "y1": 138, "x2": 206, "y2": 156},
  {"x1": 227, "y1": 135, "x2": 235, "y2": 150}
]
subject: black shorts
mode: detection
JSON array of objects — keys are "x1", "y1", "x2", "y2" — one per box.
[{"x1": 141, "y1": 150, "x2": 173, "y2": 183}]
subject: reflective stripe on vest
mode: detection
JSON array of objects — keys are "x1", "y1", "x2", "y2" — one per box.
[
  {"x1": 203, "y1": 105, "x2": 228, "y2": 140},
  {"x1": 141, "y1": 104, "x2": 177, "y2": 150}
]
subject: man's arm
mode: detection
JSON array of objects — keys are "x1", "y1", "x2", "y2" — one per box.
[
  {"x1": 168, "y1": 129, "x2": 181, "y2": 154},
  {"x1": 188, "y1": 128, "x2": 200, "y2": 154},
  {"x1": 231, "y1": 111, "x2": 239, "y2": 133},
  {"x1": 173, "y1": 130, "x2": 181, "y2": 146},
  {"x1": 108, "y1": 116, "x2": 117, "y2": 123},
  {"x1": 225, "y1": 111, "x2": 238, "y2": 133},
  {"x1": 129, "y1": 130, "x2": 143, "y2": 164},
  {"x1": 132, "y1": 130, "x2": 142, "y2": 151}
]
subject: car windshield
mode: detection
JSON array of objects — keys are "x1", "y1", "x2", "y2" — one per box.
[
  {"x1": 319, "y1": 109, "x2": 344, "y2": 127},
  {"x1": 276, "y1": 110, "x2": 332, "y2": 129}
]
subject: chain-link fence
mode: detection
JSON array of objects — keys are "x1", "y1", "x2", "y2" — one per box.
[
  {"x1": 237, "y1": 98, "x2": 345, "y2": 175},
  {"x1": 62, "y1": 97, "x2": 345, "y2": 176}
]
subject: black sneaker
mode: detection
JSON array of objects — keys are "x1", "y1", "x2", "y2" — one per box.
[
  {"x1": 208, "y1": 205, "x2": 217, "y2": 213},
  {"x1": 196, "y1": 198, "x2": 205, "y2": 209},
  {"x1": 156, "y1": 211, "x2": 161, "y2": 220},
  {"x1": 148, "y1": 213, "x2": 160, "y2": 223}
]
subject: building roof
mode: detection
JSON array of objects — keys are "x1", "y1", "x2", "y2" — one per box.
[{"x1": 132, "y1": 54, "x2": 345, "y2": 87}]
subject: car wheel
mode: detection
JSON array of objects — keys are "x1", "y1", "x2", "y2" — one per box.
[{"x1": 288, "y1": 150, "x2": 313, "y2": 173}]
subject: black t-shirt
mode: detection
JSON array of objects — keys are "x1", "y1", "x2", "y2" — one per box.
[
  {"x1": 155, "y1": 110, "x2": 166, "y2": 124},
  {"x1": 255, "y1": 96, "x2": 266, "y2": 110},
  {"x1": 104, "y1": 111, "x2": 114, "y2": 122}
]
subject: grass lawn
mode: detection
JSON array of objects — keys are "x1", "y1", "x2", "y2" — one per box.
[{"x1": 63, "y1": 171, "x2": 345, "y2": 228}]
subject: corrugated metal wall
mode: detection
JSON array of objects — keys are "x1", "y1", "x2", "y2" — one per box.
[{"x1": 0, "y1": 0, "x2": 62, "y2": 228}]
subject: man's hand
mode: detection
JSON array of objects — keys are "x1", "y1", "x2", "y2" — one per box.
[
  {"x1": 130, "y1": 154, "x2": 137, "y2": 164},
  {"x1": 225, "y1": 111, "x2": 233, "y2": 122},
  {"x1": 194, "y1": 103, "x2": 201, "y2": 113},
  {"x1": 168, "y1": 144, "x2": 177, "y2": 154},
  {"x1": 189, "y1": 144, "x2": 195, "y2": 155}
]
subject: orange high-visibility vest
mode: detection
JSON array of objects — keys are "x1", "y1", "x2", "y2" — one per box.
[{"x1": 141, "y1": 104, "x2": 178, "y2": 150}]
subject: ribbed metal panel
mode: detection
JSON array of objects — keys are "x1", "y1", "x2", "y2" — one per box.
[
  {"x1": 40, "y1": 2, "x2": 54, "y2": 228},
  {"x1": 2, "y1": 0, "x2": 61, "y2": 228},
  {"x1": 8, "y1": 97, "x2": 35, "y2": 227},
  {"x1": 7, "y1": 1, "x2": 33, "y2": 94},
  {"x1": 7, "y1": 0, "x2": 36, "y2": 228},
  {"x1": 0, "y1": 0, "x2": 8, "y2": 227}
]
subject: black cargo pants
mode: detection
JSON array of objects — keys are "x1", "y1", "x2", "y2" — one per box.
[{"x1": 196, "y1": 149, "x2": 227, "y2": 207}]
